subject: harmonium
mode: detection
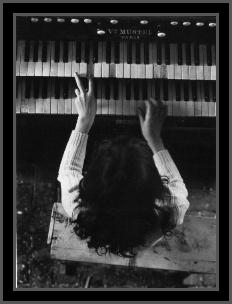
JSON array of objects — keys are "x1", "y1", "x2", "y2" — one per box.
[{"x1": 16, "y1": 16, "x2": 216, "y2": 120}]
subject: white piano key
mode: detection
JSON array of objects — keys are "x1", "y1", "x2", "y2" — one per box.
[
  {"x1": 50, "y1": 78, "x2": 58, "y2": 114},
  {"x1": 65, "y1": 79, "x2": 72, "y2": 114},
  {"x1": 96, "y1": 79, "x2": 102, "y2": 114},
  {"x1": 42, "y1": 41, "x2": 51, "y2": 77},
  {"x1": 187, "y1": 81, "x2": 194, "y2": 116},
  {"x1": 36, "y1": 79, "x2": 44, "y2": 113},
  {"x1": 145, "y1": 42, "x2": 153, "y2": 79},
  {"x1": 16, "y1": 79, "x2": 21, "y2": 113},
  {"x1": 34, "y1": 40, "x2": 43, "y2": 76},
  {"x1": 109, "y1": 80, "x2": 116, "y2": 115},
  {"x1": 58, "y1": 40, "x2": 65, "y2": 77},
  {"x1": 171, "y1": 81, "x2": 180, "y2": 116},
  {"x1": 211, "y1": 44, "x2": 216, "y2": 80},
  {"x1": 160, "y1": 43, "x2": 167, "y2": 79},
  {"x1": 189, "y1": 43, "x2": 196, "y2": 80},
  {"x1": 208, "y1": 81, "x2": 216, "y2": 116},
  {"x1": 138, "y1": 42, "x2": 145, "y2": 79},
  {"x1": 101, "y1": 41, "x2": 110, "y2": 78},
  {"x1": 173, "y1": 44, "x2": 181, "y2": 79},
  {"x1": 71, "y1": 41, "x2": 80, "y2": 75},
  {"x1": 50, "y1": 41, "x2": 58, "y2": 76},
  {"x1": 116, "y1": 41, "x2": 124, "y2": 78},
  {"x1": 123, "y1": 81, "x2": 130, "y2": 115},
  {"x1": 147, "y1": 80, "x2": 152, "y2": 100},
  {"x1": 87, "y1": 41, "x2": 94, "y2": 76},
  {"x1": 153, "y1": 42, "x2": 161, "y2": 78},
  {"x1": 109, "y1": 41, "x2": 116, "y2": 78},
  {"x1": 80, "y1": 41, "x2": 88, "y2": 76},
  {"x1": 130, "y1": 81, "x2": 136, "y2": 116},
  {"x1": 201, "y1": 81, "x2": 209, "y2": 116},
  {"x1": 101, "y1": 81, "x2": 109, "y2": 115},
  {"x1": 16, "y1": 40, "x2": 21, "y2": 76},
  {"x1": 116, "y1": 80, "x2": 123, "y2": 115},
  {"x1": 167, "y1": 44, "x2": 174, "y2": 79},
  {"x1": 20, "y1": 78, "x2": 28, "y2": 113},
  {"x1": 94, "y1": 41, "x2": 102, "y2": 78},
  {"x1": 166, "y1": 81, "x2": 173, "y2": 116},
  {"x1": 131, "y1": 41, "x2": 138, "y2": 79},
  {"x1": 137, "y1": 81, "x2": 143, "y2": 112},
  {"x1": 19, "y1": 40, "x2": 28, "y2": 76},
  {"x1": 27, "y1": 41, "x2": 35, "y2": 76},
  {"x1": 181, "y1": 43, "x2": 189, "y2": 80},
  {"x1": 64, "y1": 41, "x2": 72, "y2": 77},
  {"x1": 195, "y1": 81, "x2": 202, "y2": 116},
  {"x1": 179, "y1": 81, "x2": 186, "y2": 116},
  {"x1": 196, "y1": 44, "x2": 204, "y2": 80},
  {"x1": 28, "y1": 78, "x2": 36, "y2": 113},
  {"x1": 123, "y1": 41, "x2": 130, "y2": 78},
  {"x1": 43, "y1": 79, "x2": 51, "y2": 114},
  {"x1": 202, "y1": 44, "x2": 211, "y2": 80},
  {"x1": 71, "y1": 80, "x2": 78, "y2": 115},
  {"x1": 58, "y1": 80, "x2": 65, "y2": 114}
]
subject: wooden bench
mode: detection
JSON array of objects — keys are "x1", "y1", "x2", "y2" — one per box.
[{"x1": 47, "y1": 202, "x2": 216, "y2": 277}]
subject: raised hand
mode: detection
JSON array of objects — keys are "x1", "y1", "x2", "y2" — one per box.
[
  {"x1": 138, "y1": 98, "x2": 167, "y2": 153},
  {"x1": 74, "y1": 72, "x2": 97, "y2": 133}
]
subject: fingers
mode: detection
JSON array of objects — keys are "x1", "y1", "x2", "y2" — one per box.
[
  {"x1": 74, "y1": 72, "x2": 85, "y2": 95},
  {"x1": 87, "y1": 75, "x2": 94, "y2": 96}
]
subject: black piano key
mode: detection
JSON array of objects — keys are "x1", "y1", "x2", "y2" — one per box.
[
  {"x1": 176, "y1": 81, "x2": 181, "y2": 101},
  {"x1": 42, "y1": 41, "x2": 47, "y2": 62},
  {"x1": 63, "y1": 78, "x2": 69, "y2": 99},
  {"x1": 105, "y1": 81, "x2": 110, "y2": 99},
  {"x1": 92, "y1": 42, "x2": 98, "y2": 63},
  {"x1": 165, "y1": 44, "x2": 170, "y2": 65},
  {"x1": 163, "y1": 80, "x2": 168, "y2": 101},
  {"x1": 204, "y1": 81, "x2": 209, "y2": 101},
  {"x1": 113, "y1": 79, "x2": 118, "y2": 100},
  {"x1": 142, "y1": 81, "x2": 147, "y2": 100},
  {"x1": 34, "y1": 79, "x2": 39, "y2": 99},
  {"x1": 186, "y1": 43, "x2": 191, "y2": 65},
  {"x1": 42, "y1": 78, "x2": 47, "y2": 99},
  {"x1": 155, "y1": 80, "x2": 160, "y2": 101},
  {"x1": 54, "y1": 40, "x2": 60, "y2": 62},
  {"x1": 191, "y1": 81, "x2": 197, "y2": 101},
  {"x1": 82, "y1": 77, "x2": 88, "y2": 91},
  {"x1": 54, "y1": 78, "x2": 60, "y2": 99},
  {"x1": 207, "y1": 44, "x2": 212, "y2": 66},
  {"x1": 84, "y1": 42, "x2": 90, "y2": 63},
  {"x1": 134, "y1": 81, "x2": 139, "y2": 100},
  {"x1": 135, "y1": 42, "x2": 140, "y2": 64},
  {"x1": 63, "y1": 40, "x2": 68, "y2": 63},
  {"x1": 25, "y1": 78, "x2": 31, "y2": 98},
  {"x1": 194, "y1": 43, "x2": 199, "y2": 66},
  {"x1": 144, "y1": 41, "x2": 149, "y2": 64},
  {"x1": 106, "y1": 41, "x2": 111, "y2": 64},
  {"x1": 184, "y1": 81, "x2": 189, "y2": 101},
  {"x1": 126, "y1": 81, "x2": 131, "y2": 100},
  {"x1": 127, "y1": 41, "x2": 132, "y2": 64},
  {"x1": 212, "y1": 82, "x2": 216, "y2": 102},
  {"x1": 114, "y1": 41, "x2": 119, "y2": 64},
  {"x1": 76, "y1": 41, "x2": 81, "y2": 63},
  {"x1": 157, "y1": 43, "x2": 162, "y2": 65},
  {"x1": 177, "y1": 43, "x2": 182, "y2": 65},
  {"x1": 33, "y1": 41, "x2": 39, "y2": 62},
  {"x1": 24, "y1": 40, "x2": 30, "y2": 62},
  {"x1": 16, "y1": 78, "x2": 19, "y2": 98}
]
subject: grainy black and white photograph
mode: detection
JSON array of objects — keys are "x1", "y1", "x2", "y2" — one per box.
[{"x1": 16, "y1": 14, "x2": 217, "y2": 289}]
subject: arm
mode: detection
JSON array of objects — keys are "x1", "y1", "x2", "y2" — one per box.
[
  {"x1": 57, "y1": 73, "x2": 96, "y2": 218},
  {"x1": 138, "y1": 98, "x2": 190, "y2": 225}
]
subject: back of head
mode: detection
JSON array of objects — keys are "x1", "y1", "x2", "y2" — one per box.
[{"x1": 72, "y1": 135, "x2": 170, "y2": 257}]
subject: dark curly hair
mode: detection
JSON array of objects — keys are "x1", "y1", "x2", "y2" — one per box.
[{"x1": 71, "y1": 135, "x2": 177, "y2": 258}]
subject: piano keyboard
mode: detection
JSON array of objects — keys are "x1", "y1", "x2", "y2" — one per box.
[
  {"x1": 16, "y1": 77, "x2": 216, "y2": 117},
  {"x1": 16, "y1": 40, "x2": 216, "y2": 80}
]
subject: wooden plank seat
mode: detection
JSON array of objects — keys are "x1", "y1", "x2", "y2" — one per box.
[{"x1": 47, "y1": 203, "x2": 216, "y2": 274}]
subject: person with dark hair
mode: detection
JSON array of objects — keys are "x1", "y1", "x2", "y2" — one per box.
[{"x1": 57, "y1": 73, "x2": 190, "y2": 258}]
